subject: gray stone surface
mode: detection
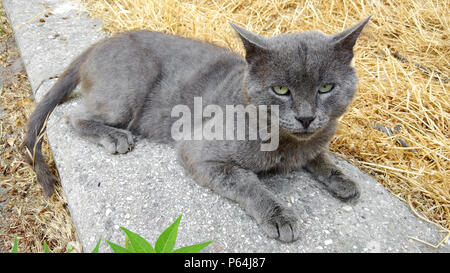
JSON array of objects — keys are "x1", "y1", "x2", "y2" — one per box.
[{"x1": 4, "y1": 0, "x2": 449, "y2": 253}]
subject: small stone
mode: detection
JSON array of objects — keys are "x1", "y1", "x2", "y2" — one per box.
[
  {"x1": 105, "y1": 208, "x2": 112, "y2": 216},
  {"x1": 214, "y1": 245, "x2": 222, "y2": 252},
  {"x1": 342, "y1": 205, "x2": 353, "y2": 212},
  {"x1": 324, "y1": 239, "x2": 333, "y2": 245}
]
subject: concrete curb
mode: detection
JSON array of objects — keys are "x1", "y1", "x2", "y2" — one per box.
[{"x1": 4, "y1": 0, "x2": 449, "y2": 253}]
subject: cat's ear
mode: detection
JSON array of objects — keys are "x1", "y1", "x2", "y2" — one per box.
[
  {"x1": 229, "y1": 23, "x2": 268, "y2": 62},
  {"x1": 332, "y1": 16, "x2": 371, "y2": 63}
]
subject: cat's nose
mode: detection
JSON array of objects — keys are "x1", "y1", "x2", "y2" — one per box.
[{"x1": 296, "y1": 116, "x2": 315, "y2": 129}]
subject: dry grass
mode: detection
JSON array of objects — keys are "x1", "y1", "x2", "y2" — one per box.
[
  {"x1": 0, "y1": 74, "x2": 78, "y2": 253},
  {"x1": 0, "y1": 2, "x2": 78, "y2": 252},
  {"x1": 81, "y1": 0, "x2": 449, "y2": 241}
]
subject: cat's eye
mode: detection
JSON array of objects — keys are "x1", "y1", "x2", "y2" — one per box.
[
  {"x1": 318, "y1": 84, "x2": 334, "y2": 94},
  {"x1": 272, "y1": 86, "x2": 290, "y2": 95}
]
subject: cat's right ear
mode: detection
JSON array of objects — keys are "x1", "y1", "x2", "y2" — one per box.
[
  {"x1": 229, "y1": 23, "x2": 268, "y2": 62},
  {"x1": 331, "y1": 16, "x2": 371, "y2": 63}
]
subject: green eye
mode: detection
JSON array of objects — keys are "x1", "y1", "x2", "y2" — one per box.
[
  {"x1": 272, "y1": 86, "x2": 290, "y2": 95},
  {"x1": 318, "y1": 84, "x2": 334, "y2": 93}
]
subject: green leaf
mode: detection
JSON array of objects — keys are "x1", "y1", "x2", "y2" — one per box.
[
  {"x1": 155, "y1": 215, "x2": 182, "y2": 253},
  {"x1": 124, "y1": 233, "x2": 135, "y2": 252},
  {"x1": 11, "y1": 235, "x2": 18, "y2": 253},
  {"x1": 91, "y1": 237, "x2": 102, "y2": 253},
  {"x1": 66, "y1": 243, "x2": 73, "y2": 253},
  {"x1": 106, "y1": 241, "x2": 132, "y2": 253},
  {"x1": 173, "y1": 240, "x2": 213, "y2": 253},
  {"x1": 120, "y1": 227, "x2": 155, "y2": 253},
  {"x1": 43, "y1": 242, "x2": 50, "y2": 253}
]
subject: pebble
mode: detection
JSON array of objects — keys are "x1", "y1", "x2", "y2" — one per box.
[
  {"x1": 324, "y1": 239, "x2": 333, "y2": 245},
  {"x1": 342, "y1": 205, "x2": 353, "y2": 212}
]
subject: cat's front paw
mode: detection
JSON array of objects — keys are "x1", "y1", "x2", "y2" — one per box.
[
  {"x1": 100, "y1": 129, "x2": 135, "y2": 154},
  {"x1": 326, "y1": 172, "x2": 360, "y2": 202},
  {"x1": 259, "y1": 204, "x2": 301, "y2": 243}
]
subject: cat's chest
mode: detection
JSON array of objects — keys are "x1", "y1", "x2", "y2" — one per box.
[{"x1": 248, "y1": 139, "x2": 324, "y2": 173}]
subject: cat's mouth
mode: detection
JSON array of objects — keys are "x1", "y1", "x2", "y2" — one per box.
[
  {"x1": 279, "y1": 120, "x2": 318, "y2": 139},
  {"x1": 291, "y1": 131, "x2": 316, "y2": 140}
]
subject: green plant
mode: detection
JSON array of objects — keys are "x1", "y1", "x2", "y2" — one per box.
[
  {"x1": 11, "y1": 214, "x2": 212, "y2": 253},
  {"x1": 106, "y1": 214, "x2": 213, "y2": 253},
  {"x1": 11, "y1": 235, "x2": 18, "y2": 253}
]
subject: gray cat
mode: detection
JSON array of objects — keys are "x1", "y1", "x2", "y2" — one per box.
[{"x1": 25, "y1": 17, "x2": 370, "y2": 242}]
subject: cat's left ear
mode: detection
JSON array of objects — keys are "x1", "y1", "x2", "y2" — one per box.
[
  {"x1": 229, "y1": 23, "x2": 268, "y2": 62},
  {"x1": 332, "y1": 16, "x2": 371, "y2": 63}
]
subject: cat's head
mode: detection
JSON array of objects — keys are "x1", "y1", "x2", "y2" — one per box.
[{"x1": 231, "y1": 17, "x2": 370, "y2": 140}]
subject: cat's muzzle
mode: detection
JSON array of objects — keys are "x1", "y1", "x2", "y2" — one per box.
[{"x1": 291, "y1": 130, "x2": 316, "y2": 140}]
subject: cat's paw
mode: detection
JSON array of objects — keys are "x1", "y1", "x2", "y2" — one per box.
[
  {"x1": 327, "y1": 172, "x2": 360, "y2": 202},
  {"x1": 259, "y1": 204, "x2": 301, "y2": 243},
  {"x1": 100, "y1": 129, "x2": 135, "y2": 154}
]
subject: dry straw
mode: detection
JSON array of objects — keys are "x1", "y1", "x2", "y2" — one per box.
[
  {"x1": 0, "y1": 70, "x2": 78, "y2": 252},
  {"x1": 81, "y1": 0, "x2": 449, "y2": 241},
  {"x1": 0, "y1": 1, "x2": 78, "y2": 252}
]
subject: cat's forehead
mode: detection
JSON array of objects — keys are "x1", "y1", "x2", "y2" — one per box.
[
  {"x1": 263, "y1": 31, "x2": 336, "y2": 79},
  {"x1": 268, "y1": 31, "x2": 331, "y2": 51},
  {"x1": 241, "y1": 28, "x2": 355, "y2": 85}
]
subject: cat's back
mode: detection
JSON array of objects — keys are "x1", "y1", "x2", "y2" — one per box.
[
  {"x1": 129, "y1": 30, "x2": 243, "y2": 71},
  {"x1": 118, "y1": 30, "x2": 247, "y2": 140}
]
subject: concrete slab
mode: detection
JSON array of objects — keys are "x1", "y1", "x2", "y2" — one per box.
[{"x1": 4, "y1": 0, "x2": 449, "y2": 253}]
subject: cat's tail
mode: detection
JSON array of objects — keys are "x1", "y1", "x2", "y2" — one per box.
[{"x1": 23, "y1": 46, "x2": 93, "y2": 197}]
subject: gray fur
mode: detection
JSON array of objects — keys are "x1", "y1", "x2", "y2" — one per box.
[{"x1": 24, "y1": 17, "x2": 370, "y2": 242}]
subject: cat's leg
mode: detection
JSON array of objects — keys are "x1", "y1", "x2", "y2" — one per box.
[
  {"x1": 66, "y1": 34, "x2": 160, "y2": 154},
  {"x1": 304, "y1": 152, "x2": 360, "y2": 201},
  {"x1": 68, "y1": 108, "x2": 135, "y2": 154},
  {"x1": 177, "y1": 143, "x2": 301, "y2": 242}
]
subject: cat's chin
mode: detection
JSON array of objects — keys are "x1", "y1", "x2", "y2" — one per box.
[{"x1": 289, "y1": 131, "x2": 317, "y2": 141}]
